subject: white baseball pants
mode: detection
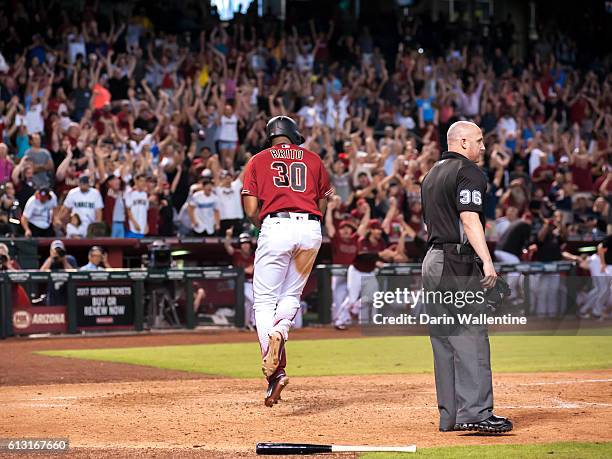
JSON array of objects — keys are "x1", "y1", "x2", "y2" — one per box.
[
  {"x1": 253, "y1": 214, "x2": 322, "y2": 359},
  {"x1": 580, "y1": 255, "x2": 612, "y2": 317},
  {"x1": 334, "y1": 264, "x2": 377, "y2": 327},
  {"x1": 244, "y1": 281, "x2": 254, "y2": 327},
  {"x1": 530, "y1": 273, "x2": 563, "y2": 317},
  {"x1": 331, "y1": 274, "x2": 348, "y2": 322},
  {"x1": 494, "y1": 250, "x2": 522, "y2": 300}
]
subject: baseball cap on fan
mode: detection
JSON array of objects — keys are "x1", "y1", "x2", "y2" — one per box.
[
  {"x1": 337, "y1": 152, "x2": 350, "y2": 166},
  {"x1": 38, "y1": 187, "x2": 51, "y2": 200},
  {"x1": 192, "y1": 158, "x2": 206, "y2": 169},
  {"x1": 238, "y1": 232, "x2": 251, "y2": 244},
  {"x1": 339, "y1": 220, "x2": 357, "y2": 231},
  {"x1": 200, "y1": 168, "x2": 213, "y2": 184},
  {"x1": 51, "y1": 240, "x2": 65, "y2": 251}
]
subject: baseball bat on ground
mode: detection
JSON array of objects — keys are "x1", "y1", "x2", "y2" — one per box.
[{"x1": 256, "y1": 442, "x2": 417, "y2": 455}]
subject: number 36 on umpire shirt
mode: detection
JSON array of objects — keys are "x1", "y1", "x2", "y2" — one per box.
[{"x1": 421, "y1": 150, "x2": 487, "y2": 245}]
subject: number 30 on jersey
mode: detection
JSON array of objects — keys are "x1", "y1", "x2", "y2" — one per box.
[{"x1": 271, "y1": 161, "x2": 307, "y2": 192}]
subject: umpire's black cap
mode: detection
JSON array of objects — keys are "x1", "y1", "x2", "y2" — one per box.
[{"x1": 266, "y1": 115, "x2": 305, "y2": 146}]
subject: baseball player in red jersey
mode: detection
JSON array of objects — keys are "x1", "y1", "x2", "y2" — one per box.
[
  {"x1": 325, "y1": 198, "x2": 359, "y2": 323},
  {"x1": 241, "y1": 115, "x2": 333, "y2": 407},
  {"x1": 334, "y1": 214, "x2": 391, "y2": 330},
  {"x1": 223, "y1": 229, "x2": 256, "y2": 330}
]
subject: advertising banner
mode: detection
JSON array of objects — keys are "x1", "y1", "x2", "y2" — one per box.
[
  {"x1": 12, "y1": 306, "x2": 67, "y2": 335},
  {"x1": 75, "y1": 282, "x2": 134, "y2": 330}
]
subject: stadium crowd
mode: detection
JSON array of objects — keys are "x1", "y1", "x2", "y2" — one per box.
[{"x1": 0, "y1": 2, "x2": 609, "y2": 259}]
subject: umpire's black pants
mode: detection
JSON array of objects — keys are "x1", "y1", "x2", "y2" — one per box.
[{"x1": 422, "y1": 246, "x2": 493, "y2": 430}]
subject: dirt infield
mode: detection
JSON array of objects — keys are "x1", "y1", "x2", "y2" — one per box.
[{"x1": 1, "y1": 329, "x2": 611, "y2": 458}]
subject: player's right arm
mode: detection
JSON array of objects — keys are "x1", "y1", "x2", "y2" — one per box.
[
  {"x1": 241, "y1": 158, "x2": 261, "y2": 228},
  {"x1": 243, "y1": 195, "x2": 261, "y2": 229}
]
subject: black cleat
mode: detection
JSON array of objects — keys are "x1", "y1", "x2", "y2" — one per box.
[
  {"x1": 456, "y1": 415, "x2": 513, "y2": 433},
  {"x1": 264, "y1": 374, "x2": 289, "y2": 407}
]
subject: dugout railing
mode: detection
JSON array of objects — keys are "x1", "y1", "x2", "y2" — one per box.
[
  {"x1": 1, "y1": 261, "x2": 583, "y2": 339},
  {"x1": 0, "y1": 267, "x2": 245, "y2": 339}
]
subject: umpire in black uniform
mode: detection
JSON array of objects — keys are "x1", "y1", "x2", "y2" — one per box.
[{"x1": 421, "y1": 121, "x2": 513, "y2": 433}]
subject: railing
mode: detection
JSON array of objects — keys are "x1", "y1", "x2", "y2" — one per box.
[
  {"x1": 0, "y1": 267, "x2": 245, "y2": 338},
  {"x1": 315, "y1": 261, "x2": 579, "y2": 325},
  {"x1": 0, "y1": 261, "x2": 591, "y2": 338}
]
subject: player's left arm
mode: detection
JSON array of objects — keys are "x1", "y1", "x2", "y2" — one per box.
[{"x1": 318, "y1": 198, "x2": 328, "y2": 216}]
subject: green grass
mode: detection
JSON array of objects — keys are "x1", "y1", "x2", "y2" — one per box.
[
  {"x1": 363, "y1": 441, "x2": 612, "y2": 458},
  {"x1": 38, "y1": 335, "x2": 612, "y2": 379}
]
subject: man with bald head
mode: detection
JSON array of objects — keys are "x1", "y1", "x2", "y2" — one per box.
[{"x1": 421, "y1": 121, "x2": 513, "y2": 433}]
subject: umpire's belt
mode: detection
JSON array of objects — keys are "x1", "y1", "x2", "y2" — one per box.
[
  {"x1": 267, "y1": 211, "x2": 321, "y2": 222},
  {"x1": 431, "y1": 243, "x2": 475, "y2": 256}
]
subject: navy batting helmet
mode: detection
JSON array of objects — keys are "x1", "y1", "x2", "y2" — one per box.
[{"x1": 266, "y1": 115, "x2": 305, "y2": 146}]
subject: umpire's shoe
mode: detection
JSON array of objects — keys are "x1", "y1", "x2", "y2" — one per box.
[
  {"x1": 265, "y1": 373, "x2": 289, "y2": 407},
  {"x1": 456, "y1": 415, "x2": 513, "y2": 433},
  {"x1": 439, "y1": 424, "x2": 460, "y2": 432},
  {"x1": 262, "y1": 331, "x2": 284, "y2": 378}
]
